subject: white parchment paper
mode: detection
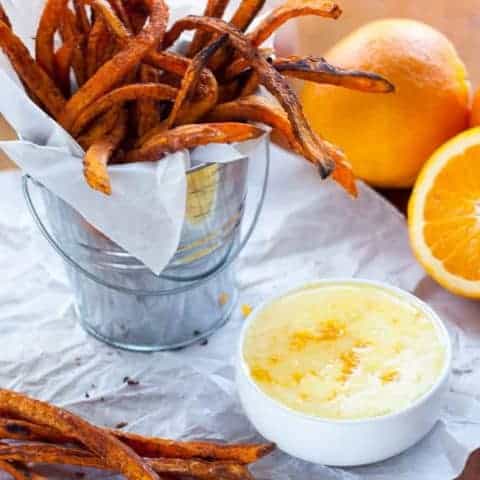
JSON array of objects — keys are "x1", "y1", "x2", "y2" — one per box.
[{"x1": 0, "y1": 145, "x2": 479, "y2": 479}]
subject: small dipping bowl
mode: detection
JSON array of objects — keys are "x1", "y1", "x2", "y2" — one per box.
[{"x1": 236, "y1": 279, "x2": 452, "y2": 466}]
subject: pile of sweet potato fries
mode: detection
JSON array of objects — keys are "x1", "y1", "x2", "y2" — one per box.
[
  {"x1": 0, "y1": 389, "x2": 275, "y2": 480},
  {"x1": 0, "y1": 0, "x2": 393, "y2": 197}
]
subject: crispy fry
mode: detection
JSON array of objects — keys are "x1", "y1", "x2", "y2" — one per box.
[
  {"x1": 0, "y1": 444, "x2": 254, "y2": 480},
  {"x1": 0, "y1": 21, "x2": 66, "y2": 118},
  {"x1": 87, "y1": 0, "x2": 131, "y2": 38},
  {"x1": 0, "y1": 417, "x2": 275, "y2": 464},
  {"x1": 0, "y1": 390, "x2": 159, "y2": 480},
  {"x1": 248, "y1": 0, "x2": 341, "y2": 47},
  {"x1": 77, "y1": 107, "x2": 122, "y2": 149},
  {"x1": 0, "y1": 4, "x2": 11, "y2": 28},
  {"x1": 35, "y1": 0, "x2": 69, "y2": 76},
  {"x1": 124, "y1": 123, "x2": 264, "y2": 163},
  {"x1": 163, "y1": 16, "x2": 357, "y2": 194},
  {"x1": 136, "y1": 65, "x2": 162, "y2": 137},
  {"x1": 107, "y1": 0, "x2": 132, "y2": 31},
  {"x1": 222, "y1": 47, "x2": 273, "y2": 80},
  {"x1": 166, "y1": 34, "x2": 227, "y2": 129},
  {"x1": 59, "y1": 0, "x2": 169, "y2": 130},
  {"x1": 274, "y1": 56, "x2": 395, "y2": 93},
  {"x1": 54, "y1": 39, "x2": 75, "y2": 96},
  {"x1": 230, "y1": 0, "x2": 266, "y2": 31},
  {"x1": 71, "y1": 83, "x2": 177, "y2": 136},
  {"x1": 86, "y1": 16, "x2": 107, "y2": 78},
  {"x1": 112, "y1": 430, "x2": 275, "y2": 464},
  {"x1": 83, "y1": 108, "x2": 127, "y2": 195},
  {"x1": 239, "y1": 71, "x2": 259, "y2": 97},
  {"x1": 186, "y1": 0, "x2": 230, "y2": 57},
  {"x1": 59, "y1": 8, "x2": 87, "y2": 86},
  {"x1": 207, "y1": 95, "x2": 299, "y2": 149},
  {"x1": 124, "y1": 0, "x2": 149, "y2": 34},
  {"x1": 74, "y1": 0, "x2": 91, "y2": 34}
]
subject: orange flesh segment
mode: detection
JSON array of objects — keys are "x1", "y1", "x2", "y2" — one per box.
[{"x1": 423, "y1": 143, "x2": 480, "y2": 280}]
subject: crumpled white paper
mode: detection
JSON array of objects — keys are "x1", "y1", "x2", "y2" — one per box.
[
  {"x1": 0, "y1": 0, "x2": 266, "y2": 275},
  {"x1": 0, "y1": 145, "x2": 479, "y2": 480}
]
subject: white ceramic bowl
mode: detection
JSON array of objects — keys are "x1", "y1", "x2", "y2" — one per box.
[{"x1": 236, "y1": 279, "x2": 452, "y2": 467}]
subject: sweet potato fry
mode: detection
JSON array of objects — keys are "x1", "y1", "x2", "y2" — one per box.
[
  {"x1": 222, "y1": 47, "x2": 273, "y2": 80},
  {"x1": 83, "y1": 108, "x2": 127, "y2": 195},
  {"x1": 163, "y1": 16, "x2": 357, "y2": 194},
  {"x1": 74, "y1": 0, "x2": 91, "y2": 34},
  {"x1": 59, "y1": 8, "x2": 87, "y2": 87},
  {"x1": 0, "y1": 21, "x2": 66, "y2": 118},
  {"x1": 230, "y1": 0, "x2": 266, "y2": 31},
  {"x1": 86, "y1": 16, "x2": 107, "y2": 78},
  {"x1": 248, "y1": 0, "x2": 341, "y2": 47},
  {"x1": 123, "y1": 123, "x2": 264, "y2": 163},
  {"x1": 0, "y1": 390, "x2": 159, "y2": 480},
  {"x1": 54, "y1": 39, "x2": 75, "y2": 96},
  {"x1": 239, "y1": 71, "x2": 259, "y2": 97},
  {"x1": 186, "y1": 0, "x2": 230, "y2": 57},
  {"x1": 0, "y1": 417, "x2": 275, "y2": 464},
  {"x1": 107, "y1": 0, "x2": 132, "y2": 31},
  {"x1": 0, "y1": 443, "x2": 254, "y2": 480},
  {"x1": 166, "y1": 34, "x2": 227, "y2": 129},
  {"x1": 35, "y1": 0, "x2": 69, "y2": 76},
  {"x1": 87, "y1": 0, "x2": 131, "y2": 38},
  {"x1": 207, "y1": 95, "x2": 299, "y2": 148},
  {"x1": 71, "y1": 83, "x2": 177, "y2": 136},
  {"x1": 111, "y1": 430, "x2": 275, "y2": 464},
  {"x1": 0, "y1": 4, "x2": 11, "y2": 28},
  {"x1": 136, "y1": 65, "x2": 162, "y2": 137},
  {"x1": 274, "y1": 55, "x2": 394, "y2": 93},
  {"x1": 77, "y1": 107, "x2": 122, "y2": 149},
  {"x1": 59, "y1": 0, "x2": 169, "y2": 130}
]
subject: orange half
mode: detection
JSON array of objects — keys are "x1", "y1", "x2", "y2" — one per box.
[{"x1": 409, "y1": 127, "x2": 480, "y2": 298}]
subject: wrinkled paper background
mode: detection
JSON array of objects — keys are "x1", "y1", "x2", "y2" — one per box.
[{"x1": 1, "y1": 145, "x2": 480, "y2": 479}]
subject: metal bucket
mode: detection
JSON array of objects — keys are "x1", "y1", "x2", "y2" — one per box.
[{"x1": 23, "y1": 137, "x2": 269, "y2": 351}]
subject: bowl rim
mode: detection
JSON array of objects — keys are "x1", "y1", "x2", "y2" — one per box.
[{"x1": 237, "y1": 277, "x2": 453, "y2": 425}]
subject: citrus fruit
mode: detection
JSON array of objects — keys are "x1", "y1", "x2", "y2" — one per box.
[
  {"x1": 301, "y1": 19, "x2": 471, "y2": 188},
  {"x1": 408, "y1": 127, "x2": 480, "y2": 298},
  {"x1": 470, "y1": 87, "x2": 480, "y2": 127}
]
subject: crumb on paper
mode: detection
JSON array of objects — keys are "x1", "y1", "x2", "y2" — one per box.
[
  {"x1": 84, "y1": 392, "x2": 90, "y2": 399},
  {"x1": 219, "y1": 293, "x2": 229, "y2": 306},
  {"x1": 123, "y1": 376, "x2": 140, "y2": 386},
  {"x1": 241, "y1": 304, "x2": 253, "y2": 317},
  {"x1": 115, "y1": 421, "x2": 128, "y2": 429}
]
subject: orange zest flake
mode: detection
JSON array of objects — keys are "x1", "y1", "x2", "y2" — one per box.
[
  {"x1": 338, "y1": 350, "x2": 359, "y2": 382},
  {"x1": 268, "y1": 355, "x2": 280, "y2": 365},
  {"x1": 291, "y1": 372, "x2": 304, "y2": 385},
  {"x1": 218, "y1": 292, "x2": 229, "y2": 306},
  {"x1": 289, "y1": 319, "x2": 346, "y2": 351},
  {"x1": 250, "y1": 365, "x2": 273, "y2": 384},
  {"x1": 380, "y1": 369, "x2": 400, "y2": 384}
]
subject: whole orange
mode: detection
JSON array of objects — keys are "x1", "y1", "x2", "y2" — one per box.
[
  {"x1": 470, "y1": 87, "x2": 480, "y2": 127},
  {"x1": 301, "y1": 19, "x2": 471, "y2": 188}
]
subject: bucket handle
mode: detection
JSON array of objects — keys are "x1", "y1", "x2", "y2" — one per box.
[{"x1": 22, "y1": 153, "x2": 269, "y2": 296}]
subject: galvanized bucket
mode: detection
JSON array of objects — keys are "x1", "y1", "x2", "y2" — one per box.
[{"x1": 23, "y1": 137, "x2": 269, "y2": 351}]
